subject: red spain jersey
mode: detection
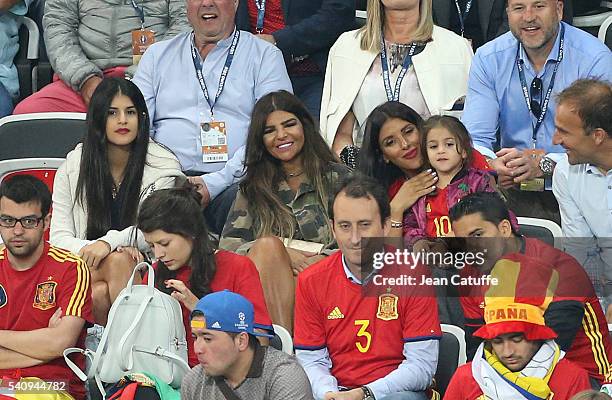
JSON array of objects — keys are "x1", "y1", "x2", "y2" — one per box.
[
  {"x1": 425, "y1": 187, "x2": 450, "y2": 238},
  {"x1": 443, "y1": 358, "x2": 591, "y2": 400},
  {"x1": 0, "y1": 243, "x2": 92, "y2": 400},
  {"x1": 148, "y1": 250, "x2": 273, "y2": 367},
  {"x1": 458, "y1": 238, "x2": 612, "y2": 383},
  {"x1": 294, "y1": 251, "x2": 441, "y2": 388}
]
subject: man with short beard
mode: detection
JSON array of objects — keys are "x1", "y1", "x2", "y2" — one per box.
[
  {"x1": 0, "y1": 175, "x2": 92, "y2": 399},
  {"x1": 461, "y1": 0, "x2": 612, "y2": 223}
]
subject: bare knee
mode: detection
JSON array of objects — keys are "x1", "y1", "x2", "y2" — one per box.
[
  {"x1": 248, "y1": 237, "x2": 290, "y2": 272},
  {"x1": 97, "y1": 251, "x2": 136, "y2": 283},
  {"x1": 249, "y1": 236, "x2": 287, "y2": 258}
]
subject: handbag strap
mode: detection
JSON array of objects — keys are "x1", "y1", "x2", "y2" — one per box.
[
  {"x1": 131, "y1": 345, "x2": 191, "y2": 373},
  {"x1": 90, "y1": 262, "x2": 154, "y2": 377},
  {"x1": 63, "y1": 347, "x2": 94, "y2": 381},
  {"x1": 214, "y1": 377, "x2": 243, "y2": 400},
  {"x1": 119, "y1": 294, "x2": 154, "y2": 371}
]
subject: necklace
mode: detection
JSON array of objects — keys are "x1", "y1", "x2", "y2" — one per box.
[
  {"x1": 285, "y1": 170, "x2": 304, "y2": 178},
  {"x1": 111, "y1": 179, "x2": 123, "y2": 200}
]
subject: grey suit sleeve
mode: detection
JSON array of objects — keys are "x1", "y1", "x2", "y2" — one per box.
[
  {"x1": 161, "y1": 0, "x2": 190, "y2": 40},
  {"x1": 43, "y1": 0, "x2": 102, "y2": 91}
]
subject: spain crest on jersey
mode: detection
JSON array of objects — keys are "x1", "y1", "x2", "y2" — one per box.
[
  {"x1": 33, "y1": 281, "x2": 57, "y2": 311},
  {"x1": 377, "y1": 293, "x2": 398, "y2": 321},
  {"x1": 0, "y1": 284, "x2": 6, "y2": 309}
]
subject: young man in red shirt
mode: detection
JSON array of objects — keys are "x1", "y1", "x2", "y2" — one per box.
[
  {"x1": 294, "y1": 173, "x2": 442, "y2": 400},
  {"x1": 0, "y1": 175, "x2": 92, "y2": 399},
  {"x1": 444, "y1": 296, "x2": 591, "y2": 399},
  {"x1": 449, "y1": 191, "x2": 612, "y2": 387}
]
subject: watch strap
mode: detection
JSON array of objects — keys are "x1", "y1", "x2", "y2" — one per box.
[{"x1": 361, "y1": 386, "x2": 375, "y2": 400}]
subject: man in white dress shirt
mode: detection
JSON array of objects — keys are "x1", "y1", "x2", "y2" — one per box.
[{"x1": 552, "y1": 78, "x2": 612, "y2": 321}]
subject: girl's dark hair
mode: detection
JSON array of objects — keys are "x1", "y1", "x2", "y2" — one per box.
[
  {"x1": 75, "y1": 77, "x2": 150, "y2": 240},
  {"x1": 241, "y1": 90, "x2": 337, "y2": 240},
  {"x1": 420, "y1": 115, "x2": 473, "y2": 169},
  {"x1": 136, "y1": 184, "x2": 217, "y2": 299},
  {"x1": 358, "y1": 101, "x2": 425, "y2": 189}
]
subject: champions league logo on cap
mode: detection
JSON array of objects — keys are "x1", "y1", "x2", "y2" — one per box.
[
  {"x1": 190, "y1": 290, "x2": 273, "y2": 338},
  {"x1": 236, "y1": 311, "x2": 248, "y2": 330}
]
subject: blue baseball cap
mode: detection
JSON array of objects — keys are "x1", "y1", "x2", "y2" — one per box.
[{"x1": 190, "y1": 290, "x2": 272, "y2": 338}]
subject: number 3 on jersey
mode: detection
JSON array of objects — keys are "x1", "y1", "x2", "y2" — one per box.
[{"x1": 355, "y1": 319, "x2": 372, "y2": 353}]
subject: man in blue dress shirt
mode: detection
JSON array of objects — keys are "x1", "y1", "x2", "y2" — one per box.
[
  {"x1": 133, "y1": 0, "x2": 292, "y2": 234},
  {"x1": 461, "y1": 0, "x2": 611, "y2": 223}
]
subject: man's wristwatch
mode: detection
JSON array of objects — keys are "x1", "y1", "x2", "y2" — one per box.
[
  {"x1": 361, "y1": 386, "x2": 375, "y2": 400},
  {"x1": 539, "y1": 156, "x2": 556, "y2": 177}
]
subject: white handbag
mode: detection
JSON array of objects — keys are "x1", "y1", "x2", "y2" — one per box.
[{"x1": 64, "y1": 262, "x2": 190, "y2": 397}]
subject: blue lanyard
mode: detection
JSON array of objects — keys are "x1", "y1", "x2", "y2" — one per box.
[
  {"x1": 130, "y1": 0, "x2": 145, "y2": 28},
  {"x1": 380, "y1": 34, "x2": 418, "y2": 102},
  {"x1": 454, "y1": 0, "x2": 473, "y2": 37},
  {"x1": 190, "y1": 30, "x2": 240, "y2": 119},
  {"x1": 255, "y1": 0, "x2": 266, "y2": 33},
  {"x1": 516, "y1": 24, "x2": 564, "y2": 147}
]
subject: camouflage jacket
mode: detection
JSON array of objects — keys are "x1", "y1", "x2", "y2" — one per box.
[{"x1": 219, "y1": 163, "x2": 350, "y2": 254}]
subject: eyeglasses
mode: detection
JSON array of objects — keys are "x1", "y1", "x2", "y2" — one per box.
[
  {"x1": 530, "y1": 77, "x2": 543, "y2": 118},
  {"x1": 0, "y1": 215, "x2": 44, "y2": 229}
]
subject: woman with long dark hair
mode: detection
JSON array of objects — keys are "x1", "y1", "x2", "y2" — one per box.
[
  {"x1": 137, "y1": 185, "x2": 273, "y2": 367},
  {"x1": 50, "y1": 77, "x2": 183, "y2": 324},
  {"x1": 359, "y1": 101, "x2": 492, "y2": 240},
  {"x1": 219, "y1": 90, "x2": 349, "y2": 333}
]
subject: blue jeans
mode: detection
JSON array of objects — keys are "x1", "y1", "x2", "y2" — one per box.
[
  {"x1": 380, "y1": 392, "x2": 429, "y2": 400},
  {"x1": 290, "y1": 74, "x2": 323, "y2": 123},
  {"x1": 0, "y1": 81, "x2": 14, "y2": 118}
]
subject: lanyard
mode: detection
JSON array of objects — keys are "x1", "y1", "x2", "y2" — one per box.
[
  {"x1": 380, "y1": 34, "x2": 418, "y2": 102},
  {"x1": 254, "y1": 0, "x2": 266, "y2": 33},
  {"x1": 190, "y1": 30, "x2": 240, "y2": 119},
  {"x1": 516, "y1": 24, "x2": 565, "y2": 147},
  {"x1": 454, "y1": 0, "x2": 473, "y2": 37},
  {"x1": 130, "y1": 0, "x2": 145, "y2": 28}
]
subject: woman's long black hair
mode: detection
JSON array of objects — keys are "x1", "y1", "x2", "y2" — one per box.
[{"x1": 75, "y1": 77, "x2": 150, "y2": 239}]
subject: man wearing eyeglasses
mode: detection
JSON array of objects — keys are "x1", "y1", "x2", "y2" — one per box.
[
  {"x1": 461, "y1": 0, "x2": 612, "y2": 224},
  {"x1": 0, "y1": 175, "x2": 92, "y2": 400}
]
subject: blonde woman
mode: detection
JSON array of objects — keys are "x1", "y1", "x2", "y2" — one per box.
[{"x1": 321, "y1": 0, "x2": 473, "y2": 157}]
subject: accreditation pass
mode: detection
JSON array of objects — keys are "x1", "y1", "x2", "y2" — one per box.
[{"x1": 201, "y1": 120, "x2": 228, "y2": 163}]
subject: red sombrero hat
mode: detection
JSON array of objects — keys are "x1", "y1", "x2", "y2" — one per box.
[{"x1": 474, "y1": 257, "x2": 558, "y2": 341}]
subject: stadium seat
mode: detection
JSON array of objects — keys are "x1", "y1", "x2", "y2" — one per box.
[
  {"x1": 356, "y1": 10, "x2": 366, "y2": 27},
  {"x1": 573, "y1": 1, "x2": 612, "y2": 37},
  {"x1": 0, "y1": 158, "x2": 64, "y2": 243},
  {"x1": 435, "y1": 324, "x2": 467, "y2": 396},
  {"x1": 599, "y1": 14, "x2": 612, "y2": 48},
  {"x1": 15, "y1": 16, "x2": 39, "y2": 102},
  {"x1": 0, "y1": 112, "x2": 86, "y2": 160},
  {"x1": 517, "y1": 216, "x2": 562, "y2": 249},
  {"x1": 270, "y1": 324, "x2": 293, "y2": 355}
]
